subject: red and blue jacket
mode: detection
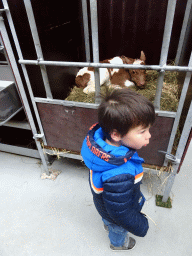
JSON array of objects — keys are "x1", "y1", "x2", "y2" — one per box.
[{"x1": 81, "y1": 123, "x2": 149, "y2": 237}]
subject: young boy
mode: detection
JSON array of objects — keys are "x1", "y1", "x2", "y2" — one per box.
[{"x1": 81, "y1": 88, "x2": 156, "y2": 251}]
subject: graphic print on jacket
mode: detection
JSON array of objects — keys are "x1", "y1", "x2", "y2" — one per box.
[{"x1": 81, "y1": 123, "x2": 149, "y2": 237}]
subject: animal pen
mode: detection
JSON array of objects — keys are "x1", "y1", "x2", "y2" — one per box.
[{"x1": 0, "y1": 0, "x2": 192, "y2": 204}]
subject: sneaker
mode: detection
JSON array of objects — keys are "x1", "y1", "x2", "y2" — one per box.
[{"x1": 110, "y1": 237, "x2": 136, "y2": 251}]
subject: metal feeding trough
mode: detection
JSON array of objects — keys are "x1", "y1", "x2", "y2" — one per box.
[{"x1": 0, "y1": 81, "x2": 23, "y2": 125}]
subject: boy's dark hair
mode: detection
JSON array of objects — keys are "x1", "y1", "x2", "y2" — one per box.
[{"x1": 98, "y1": 88, "x2": 155, "y2": 137}]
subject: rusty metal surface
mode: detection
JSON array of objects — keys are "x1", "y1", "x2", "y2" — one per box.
[
  {"x1": 138, "y1": 116, "x2": 175, "y2": 166},
  {"x1": 37, "y1": 102, "x2": 98, "y2": 152},
  {"x1": 38, "y1": 102, "x2": 174, "y2": 166}
]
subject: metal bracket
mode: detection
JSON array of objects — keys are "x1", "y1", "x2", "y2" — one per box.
[
  {"x1": 37, "y1": 58, "x2": 43, "y2": 65},
  {"x1": 33, "y1": 133, "x2": 44, "y2": 140},
  {"x1": 158, "y1": 150, "x2": 180, "y2": 164},
  {"x1": 159, "y1": 64, "x2": 166, "y2": 73},
  {"x1": 0, "y1": 9, "x2": 8, "y2": 13}
]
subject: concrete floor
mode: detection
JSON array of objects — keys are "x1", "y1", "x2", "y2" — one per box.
[{"x1": 0, "y1": 141, "x2": 192, "y2": 256}]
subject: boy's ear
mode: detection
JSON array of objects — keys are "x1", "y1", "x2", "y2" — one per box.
[{"x1": 110, "y1": 129, "x2": 122, "y2": 142}]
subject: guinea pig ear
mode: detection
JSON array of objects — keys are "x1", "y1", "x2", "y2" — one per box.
[
  {"x1": 140, "y1": 51, "x2": 146, "y2": 62},
  {"x1": 121, "y1": 56, "x2": 133, "y2": 64}
]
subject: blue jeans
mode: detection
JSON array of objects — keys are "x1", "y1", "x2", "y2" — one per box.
[{"x1": 102, "y1": 218, "x2": 129, "y2": 247}]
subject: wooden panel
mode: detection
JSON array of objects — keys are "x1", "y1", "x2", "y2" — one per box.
[
  {"x1": 37, "y1": 102, "x2": 174, "y2": 166},
  {"x1": 37, "y1": 103, "x2": 98, "y2": 152},
  {"x1": 138, "y1": 116, "x2": 174, "y2": 166}
]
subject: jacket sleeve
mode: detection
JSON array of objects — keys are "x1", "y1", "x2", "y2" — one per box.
[{"x1": 102, "y1": 173, "x2": 149, "y2": 237}]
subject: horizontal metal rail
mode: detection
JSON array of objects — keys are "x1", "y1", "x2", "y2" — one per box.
[
  {"x1": 0, "y1": 143, "x2": 41, "y2": 159},
  {"x1": 2, "y1": 120, "x2": 31, "y2": 130},
  {"x1": 45, "y1": 148, "x2": 83, "y2": 161},
  {"x1": 18, "y1": 59, "x2": 192, "y2": 72},
  {"x1": 35, "y1": 97, "x2": 99, "y2": 109},
  {"x1": 0, "y1": 8, "x2": 8, "y2": 12},
  {"x1": 0, "y1": 107, "x2": 23, "y2": 126},
  {"x1": 34, "y1": 97, "x2": 177, "y2": 118}
]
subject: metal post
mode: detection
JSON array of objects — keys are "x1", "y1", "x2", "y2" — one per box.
[
  {"x1": 162, "y1": 98, "x2": 192, "y2": 202},
  {"x1": 23, "y1": 0, "x2": 53, "y2": 99},
  {"x1": 175, "y1": 0, "x2": 192, "y2": 66},
  {"x1": 0, "y1": 14, "x2": 50, "y2": 175},
  {"x1": 162, "y1": 162, "x2": 180, "y2": 202},
  {"x1": 176, "y1": 100, "x2": 192, "y2": 158},
  {"x1": 81, "y1": 0, "x2": 91, "y2": 62},
  {"x1": 2, "y1": 0, "x2": 47, "y2": 146},
  {"x1": 89, "y1": 0, "x2": 100, "y2": 104},
  {"x1": 165, "y1": 51, "x2": 192, "y2": 160},
  {"x1": 154, "y1": 0, "x2": 177, "y2": 110}
]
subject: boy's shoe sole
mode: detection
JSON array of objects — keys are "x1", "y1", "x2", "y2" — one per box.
[{"x1": 110, "y1": 237, "x2": 136, "y2": 251}]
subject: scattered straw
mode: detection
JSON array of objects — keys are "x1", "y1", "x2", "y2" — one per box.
[
  {"x1": 41, "y1": 169, "x2": 62, "y2": 181},
  {"x1": 143, "y1": 165, "x2": 173, "y2": 198},
  {"x1": 132, "y1": 69, "x2": 180, "y2": 112},
  {"x1": 65, "y1": 68, "x2": 181, "y2": 112},
  {"x1": 141, "y1": 212, "x2": 161, "y2": 230},
  {"x1": 47, "y1": 147, "x2": 71, "y2": 160},
  {"x1": 40, "y1": 141, "x2": 72, "y2": 160}
]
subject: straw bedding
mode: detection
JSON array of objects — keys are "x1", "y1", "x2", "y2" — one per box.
[{"x1": 66, "y1": 69, "x2": 180, "y2": 112}]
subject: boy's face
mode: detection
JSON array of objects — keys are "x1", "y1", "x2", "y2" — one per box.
[{"x1": 120, "y1": 125, "x2": 151, "y2": 150}]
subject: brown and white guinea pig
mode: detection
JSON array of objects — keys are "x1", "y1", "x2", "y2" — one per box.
[{"x1": 75, "y1": 51, "x2": 146, "y2": 94}]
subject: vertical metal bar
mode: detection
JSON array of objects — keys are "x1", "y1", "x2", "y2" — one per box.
[
  {"x1": 154, "y1": 0, "x2": 177, "y2": 110},
  {"x1": 81, "y1": 0, "x2": 91, "y2": 62},
  {"x1": 2, "y1": 0, "x2": 47, "y2": 146},
  {"x1": 165, "y1": 51, "x2": 192, "y2": 159},
  {"x1": 23, "y1": 0, "x2": 53, "y2": 99},
  {"x1": 162, "y1": 99, "x2": 192, "y2": 202},
  {"x1": 176, "y1": 100, "x2": 192, "y2": 159},
  {"x1": 162, "y1": 161, "x2": 179, "y2": 202},
  {"x1": 175, "y1": 0, "x2": 192, "y2": 66},
  {"x1": 0, "y1": 15, "x2": 50, "y2": 175},
  {"x1": 89, "y1": 0, "x2": 100, "y2": 104}
]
